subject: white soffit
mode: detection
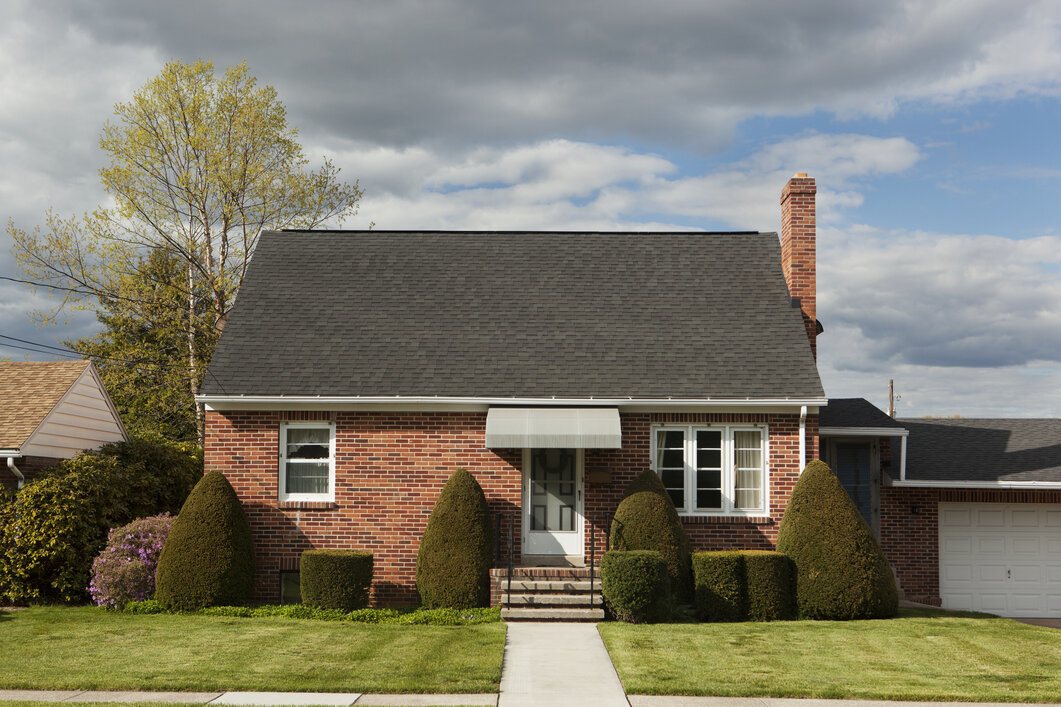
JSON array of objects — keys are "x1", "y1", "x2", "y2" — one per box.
[{"x1": 485, "y1": 407, "x2": 621, "y2": 449}]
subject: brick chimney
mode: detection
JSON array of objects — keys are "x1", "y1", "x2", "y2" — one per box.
[{"x1": 780, "y1": 173, "x2": 817, "y2": 357}]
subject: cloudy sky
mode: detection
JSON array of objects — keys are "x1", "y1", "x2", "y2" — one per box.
[{"x1": 2, "y1": 0, "x2": 1060, "y2": 417}]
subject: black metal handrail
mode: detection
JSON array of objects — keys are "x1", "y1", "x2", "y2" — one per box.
[
  {"x1": 506, "y1": 512, "x2": 514, "y2": 609},
  {"x1": 589, "y1": 515, "x2": 596, "y2": 609}
]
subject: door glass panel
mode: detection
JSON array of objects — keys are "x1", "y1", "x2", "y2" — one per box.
[
  {"x1": 835, "y1": 444, "x2": 873, "y2": 526},
  {"x1": 530, "y1": 449, "x2": 577, "y2": 532},
  {"x1": 695, "y1": 429, "x2": 723, "y2": 510}
]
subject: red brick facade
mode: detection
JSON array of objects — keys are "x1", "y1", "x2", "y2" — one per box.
[
  {"x1": 205, "y1": 408, "x2": 817, "y2": 606},
  {"x1": 880, "y1": 485, "x2": 1061, "y2": 605}
]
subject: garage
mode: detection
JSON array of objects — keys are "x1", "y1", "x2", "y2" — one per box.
[{"x1": 939, "y1": 502, "x2": 1061, "y2": 617}]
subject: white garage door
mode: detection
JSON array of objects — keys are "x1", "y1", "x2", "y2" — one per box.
[{"x1": 939, "y1": 502, "x2": 1061, "y2": 617}]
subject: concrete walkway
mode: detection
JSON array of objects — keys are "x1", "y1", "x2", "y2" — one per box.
[{"x1": 498, "y1": 622, "x2": 628, "y2": 707}]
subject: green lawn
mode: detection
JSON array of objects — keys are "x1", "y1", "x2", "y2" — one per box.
[
  {"x1": 0, "y1": 607, "x2": 506, "y2": 694},
  {"x1": 599, "y1": 608, "x2": 1061, "y2": 703}
]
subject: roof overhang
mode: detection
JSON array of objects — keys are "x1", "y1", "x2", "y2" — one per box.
[
  {"x1": 197, "y1": 395, "x2": 827, "y2": 413},
  {"x1": 486, "y1": 407, "x2": 621, "y2": 449},
  {"x1": 819, "y1": 426, "x2": 909, "y2": 437},
  {"x1": 889, "y1": 479, "x2": 1061, "y2": 490}
]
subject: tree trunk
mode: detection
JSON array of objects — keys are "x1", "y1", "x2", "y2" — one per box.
[{"x1": 187, "y1": 260, "x2": 204, "y2": 444}]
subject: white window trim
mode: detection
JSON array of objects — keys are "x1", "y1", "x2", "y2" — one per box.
[
  {"x1": 649, "y1": 424, "x2": 770, "y2": 517},
  {"x1": 279, "y1": 421, "x2": 336, "y2": 503}
]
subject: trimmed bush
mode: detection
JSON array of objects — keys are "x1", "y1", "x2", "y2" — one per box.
[
  {"x1": 88, "y1": 514, "x2": 174, "y2": 609},
  {"x1": 601, "y1": 550, "x2": 670, "y2": 623},
  {"x1": 300, "y1": 550, "x2": 373, "y2": 611},
  {"x1": 610, "y1": 469, "x2": 693, "y2": 602},
  {"x1": 743, "y1": 551, "x2": 796, "y2": 621},
  {"x1": 692, "y1": 551, "x2": 745, "y2": 621},
  {"x1": 155, "y1": 471, "x2": 254, "y2": 611},
  {"x1": 416, "y1": 468, "x2": 493, "y2": 609},
  {"x1": 0, "y1": 437, "x2": 200, "y2": 604},
  {"x1": 777, "y1": 459, "x2": 898, "y2": 620}
]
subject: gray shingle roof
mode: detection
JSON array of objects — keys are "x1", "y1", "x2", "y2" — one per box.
[
  {"x1": 820, "y1": 398, "x2": 905, "y2": 430},
  {"x1": 200, "y1": 230, "x2": 825, "y2": 400},
  {"x1": 899, "y1": 418, "x2": 1061, "y2": 483}
]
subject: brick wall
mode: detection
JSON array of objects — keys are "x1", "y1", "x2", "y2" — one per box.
[
  {"x1": 881, "y1": 485, "x2": 1061, "y2": 605},
  {"x1": 206, "y1": 408, "x2": 815, "y2": 605}
]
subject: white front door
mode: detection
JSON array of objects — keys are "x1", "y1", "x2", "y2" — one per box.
[
  {"x1": 522, "y1": 448, "x2": 584, "y2": 557},
  {"x1": 939, "y1": 502, "x2": 1061, "y2": 617}
]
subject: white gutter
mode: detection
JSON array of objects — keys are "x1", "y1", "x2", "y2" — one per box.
[
  {"x1": 799, "y1": 405, "x2": 807, "y2": 472},
  {"x1": 197, "y1": 394, "x2": 828, "y2": 407},
  {"x1": 891, "y1": 479, "x2": 1061, "y2": 490},
  {"x1": 819, "y1": 427, "x2": 909, "y2": 437},
  {"x1": 6, "y1": 457, "x2": 24, "y2": 490}
]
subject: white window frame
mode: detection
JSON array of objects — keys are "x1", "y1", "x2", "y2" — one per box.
[
  {"x1": 279, "y1": 421, "x2": 336, "y2": 503},
  {"x1": 649, "y1": 424, "x2": 769, "y2": 517}
]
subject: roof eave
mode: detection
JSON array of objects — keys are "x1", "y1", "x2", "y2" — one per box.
[{"x1": 890, "y1": 479, "x2": 1061, "y2": 490}]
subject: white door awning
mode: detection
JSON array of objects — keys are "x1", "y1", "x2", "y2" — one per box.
[{"x1": 485, "y1": 407, "x2": 621, "y2": 449}]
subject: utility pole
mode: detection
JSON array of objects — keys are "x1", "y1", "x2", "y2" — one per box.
[{"x1": 888, "y1": 379, "x2": 895, "y2": 417}]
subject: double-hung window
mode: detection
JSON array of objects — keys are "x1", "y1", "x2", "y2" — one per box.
[
  {"x1": 651, "y1": 425, "x2": 767, "y2": 516},
  {"x1": 279, "y1": 422, "x2": 336, "y2": 502}
]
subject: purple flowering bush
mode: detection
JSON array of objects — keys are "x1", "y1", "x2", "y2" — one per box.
[{"x1": 88, "y1": 514, "x2": 174, "y2": 609}]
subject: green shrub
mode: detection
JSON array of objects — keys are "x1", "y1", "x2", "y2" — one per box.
[
  {"x1": 0, "y1": 437, "x2": 201, "y2": 604},
  {"x1": 123, "y1": 599, "x2": 165, "y2": 614},
  {"x1": 776, "y1": 460, "x2": 898, "y2": 620},
  {"x1": 692, "y1": 551, "x2": 745, "y2": 621},
  {"x1": 416, "y1": 469, "x2": 493, "y2": 609},
  {"x1": 155, "y1": 471, "x2": 254, "y2": 611},
  {"x1": 299, "y1": 550, "x2": 373, "y2": 611},
  {"x1": 609, "y1": 470, "x2": 692, "y2": 602},
  {"x1": 743, "y1": 551, "x2": 796, "y2": 621},
  {"x1": 601, "y1": 550, "x2": 670, "y2": 623}
]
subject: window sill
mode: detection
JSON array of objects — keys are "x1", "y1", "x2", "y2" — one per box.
[
  {"x1": 277, "y1": 500, "x2": 338, "y2": 510},
  {"x1": 679, "y1": 515, "x2": 773, "y2": 525}
]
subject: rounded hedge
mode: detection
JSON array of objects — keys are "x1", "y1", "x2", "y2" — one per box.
[
  {"x1": 776, "y1": 460, "x2": 898, "y2": 620},
  {"x1": 300, "y1": 550, "x2": 373, "y2": 611},
  {"x1": 601, "y1": 550, "x2": 670, "y2": 623},
  {"x1": 416, "y1": 468, "x2": 493, "y2": 609},
  {"x1": 743, "y1": 551, "x2": 796, "y2": 621},
  {"x1": 692, "y1": 551, "x2": 745, "y2": 621},
  {"x1": 0, "y1": 437, "x2": 200, "y2": 604},
  {"x1": 155, "y1": 471, "x2": 255, "y2": 611},
  {"x1": 610, "y1": 469, "x2": 692, "y2": 602}
]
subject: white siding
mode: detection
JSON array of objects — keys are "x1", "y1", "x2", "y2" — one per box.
[{"x1": 21, "y1": 368, "x2": 126, "y2": 458}]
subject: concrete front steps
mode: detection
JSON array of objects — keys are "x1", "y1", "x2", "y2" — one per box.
[{"x1": 492, "y1": 566, "x2": 604, "y2": 621}]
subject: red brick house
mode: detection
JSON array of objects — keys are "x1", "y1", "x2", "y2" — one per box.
[{"x1": 197, "y1": 172, "x2": 1061, "y2": 617}]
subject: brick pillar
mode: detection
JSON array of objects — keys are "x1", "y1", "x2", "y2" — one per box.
[{"x1": 780, "y1": 173, "x2": 817, "y2": 358}]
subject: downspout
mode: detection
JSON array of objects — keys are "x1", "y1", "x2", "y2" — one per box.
[
  {"x1": 798, "y1": 405, "x2": 807, "y2": 472},
  {"x1": 7, "y1": 457, "x2": 24, "y2": 490},
  {"x1": 900, "y1": 435, "x2": 907, "y2": 482}
]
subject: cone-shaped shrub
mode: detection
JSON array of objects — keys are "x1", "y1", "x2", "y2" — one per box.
[
  {"x1": 776, "y1": 460, "x2": 898, "y2": 620},
  {"x1": 610, "y1": 469, "x2": 692, "y2": 601},
  {"x1": 155, "y1": 471, "x2": 254, "y2": 611},
  {"x1": 416, "y1": 469, "x2": 493, "y2": 608}
]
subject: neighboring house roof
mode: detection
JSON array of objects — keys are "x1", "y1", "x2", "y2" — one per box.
[
  {"x1": 820, "y1": 398, "x2": 906, "y2": 431},
  {"x1": 0, "y1": 360, "x2": 127, "y2": 456},
  {"x1": 898, "y1": 418, "x2": 1061, "y2": 484},
  {"x1": 200, "y1": 230, "x2": 825, "y2": 400}
]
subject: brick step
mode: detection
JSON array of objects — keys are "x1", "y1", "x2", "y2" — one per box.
[
  {"x1": 506, "y1": 580, "x2": 600, "y2": 592},
  {"x1": 504, "y1": 592, "x2": 601, "y2": 607},
  {"x1": 501, "y1": 606, "x2": 605, "y2": 622}
]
